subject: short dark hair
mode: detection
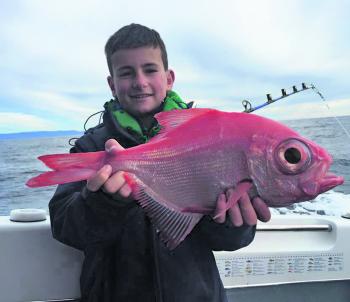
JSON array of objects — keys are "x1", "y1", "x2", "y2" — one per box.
[{"x1": 105, "y1": 23, "x2": 168, "y2": 75}]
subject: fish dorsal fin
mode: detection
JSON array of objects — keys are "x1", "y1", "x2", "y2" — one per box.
[
  {"x1": 124, "y1": 174, "x2": 203, "y2": 249},
  {"x1": 150, "y1": 108, "x2": 213, "y2": 142}
]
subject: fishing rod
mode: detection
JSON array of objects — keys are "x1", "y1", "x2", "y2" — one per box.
[
  {"x1": 242, "y1": 82, "x2": 315, "y2": 113},
  {"x1": 242, "y1": 82, "x2": 350, "y2": 138}
]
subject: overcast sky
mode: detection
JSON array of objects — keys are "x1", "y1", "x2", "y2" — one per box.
[{"x1": 1, "y1": 0, "x2": 350, "y2": 133}]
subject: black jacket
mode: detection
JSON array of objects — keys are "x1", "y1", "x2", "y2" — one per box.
[{"x1": 49, "y1": 107, "x2": 256, "y2": 302}]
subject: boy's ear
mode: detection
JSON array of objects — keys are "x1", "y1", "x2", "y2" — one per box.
[
  {"x1": 166, "y1": 69, "x2": 175, "y2": 90},
  {"x1": 107, "y1": 76, "x2": 117, "y2": 97}
]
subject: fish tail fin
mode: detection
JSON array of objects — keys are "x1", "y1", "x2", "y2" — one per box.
[
  {"x1": 26, "y1": 168, "x2": 96, "y2": 187},
  {"x1": 212, "y1": 181, "x2": 253, "y2": 220},
  {"x1": 26, "y1": 151, "x2": 107, "y2": 188},
  {"x1": 38, "y1": 151, "x2": 106, "y2": 170}
]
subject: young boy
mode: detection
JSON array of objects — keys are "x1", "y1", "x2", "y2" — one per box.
[{"x1": 49, "y1": 24, "x2": 271, "y2": 302}]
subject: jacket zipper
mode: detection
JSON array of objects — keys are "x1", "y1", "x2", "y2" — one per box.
[{"x1": 152, "y1": 227, "x2": 163, "y2": 302}]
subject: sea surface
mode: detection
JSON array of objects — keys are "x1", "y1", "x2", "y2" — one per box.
[{"x1": 0, "y1": 116, "x2": 349, "y2": 217}]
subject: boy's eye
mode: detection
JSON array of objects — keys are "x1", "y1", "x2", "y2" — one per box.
[
  {"x1": 145, "y1": 68, "x2": 158, "y2": 74},
  {"x1": 118, "y1": 71, "x2": 132, "y2": 77}
]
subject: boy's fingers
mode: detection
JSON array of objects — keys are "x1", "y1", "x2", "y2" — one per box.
[
  {"x1": 87, "y1": 165, "x2": 112, "y2": 192},
  {"x1": 102, "y1": 171, "x2": 126, "y2": 194},
  {"x1": 227, "y1": 189, "x2": 243, "y2": 227},
  {"x1": 238, "y1": 193, "x2": 258, "y2": 226},
  {"x1": 119, "y1": 183, "x2": 132, "y2": 198},
  {"x1": 213, "y1": 193, "x2": 227, "y2": 224},
  {"x1": 228, "y1": 203, "x2": 243, "y2": 227},
  {"x1": 252, "y1": 197, "x2": 271, "y2": 222}
]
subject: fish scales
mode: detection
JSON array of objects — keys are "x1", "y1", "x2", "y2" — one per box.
[{"x1": 126, "y1": 144, "x2": 240, "y2": 208}]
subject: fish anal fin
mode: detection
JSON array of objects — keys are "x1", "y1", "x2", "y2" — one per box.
[{"x1": 130, "y1": 178, "x2": 203, "y2": 250}]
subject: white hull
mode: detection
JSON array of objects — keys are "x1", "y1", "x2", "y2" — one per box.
[{"x1": 0, "y1": 214, "x2": 349, "y2": 302}]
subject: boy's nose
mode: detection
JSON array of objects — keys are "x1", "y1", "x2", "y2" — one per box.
[{"x1": 132, "y1": 73, "x2": 148, "y2": 89}]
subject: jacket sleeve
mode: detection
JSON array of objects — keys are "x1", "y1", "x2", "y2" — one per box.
[
  {"x1": 195, "y1": 215, "x2": 256, "y2": 251},
  {"x1": 49, "y1": 131, "x2": 137, "y2": 251},
  {"x1": 49, "y1": 180, "x2": 136, "y2": 251}
]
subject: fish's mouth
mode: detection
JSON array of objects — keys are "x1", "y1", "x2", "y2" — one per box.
[
  {"x1": 319, "y1": 172, "x2": 344, "y2": 194},
  {"x1": 301, "y1": 171, "x2": 344, "y2": 197}
]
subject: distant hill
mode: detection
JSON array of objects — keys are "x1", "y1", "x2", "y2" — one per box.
[{"x1": 0, "y1": 130, "x2": 83, "y2": 140}]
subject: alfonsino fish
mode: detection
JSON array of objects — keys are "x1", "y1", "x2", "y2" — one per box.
[{"x1": 26, "y1": 109, "x2": 344, "y2": 249}]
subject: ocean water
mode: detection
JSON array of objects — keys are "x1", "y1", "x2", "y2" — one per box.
[{"x1": 0, "y1": 116, "x2": 349, "y2": 217}]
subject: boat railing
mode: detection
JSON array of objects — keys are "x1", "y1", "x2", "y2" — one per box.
[{"x1": 256, "y1": 224, "x2": 332, "y2": 232}]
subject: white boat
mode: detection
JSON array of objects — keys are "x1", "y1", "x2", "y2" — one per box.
[{"x1": 1, "y1": 210, "x2": 350, "y2": 302}]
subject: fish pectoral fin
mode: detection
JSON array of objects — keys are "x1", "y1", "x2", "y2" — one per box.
[
  {"x1": 212, "y1": 181, "x2": 253, "y2": 220},
  {"x1": 130, "y1": 178, "x2": 203, "y2": 250}
]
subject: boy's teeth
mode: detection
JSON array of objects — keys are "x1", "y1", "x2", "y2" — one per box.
[{"x1": 134, "y1": 95, "x2": 150, "y2": 98}]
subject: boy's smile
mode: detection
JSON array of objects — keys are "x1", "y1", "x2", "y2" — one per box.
[{"x1": 107, "y1": 47, "x2": 174, "y2": 118}]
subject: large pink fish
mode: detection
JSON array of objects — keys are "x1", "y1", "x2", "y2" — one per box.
[{"x1": 27, "y1": 109, "x2": 344, "y2": 249}]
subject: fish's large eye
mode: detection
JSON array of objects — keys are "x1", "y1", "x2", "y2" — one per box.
[
  {"x1": 275, "y1": 139, "x2": 312, "y2": 174},
  {"x1": 284, "y1": 147, "x2": 301, "y2": 164}
]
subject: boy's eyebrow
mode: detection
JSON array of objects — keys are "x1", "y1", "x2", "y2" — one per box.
[
  {"x1": 116, "y1": 63, "x2": 160, "y2": 71},
  {"x1": 142, "y1": 63, "x2": 159, "y2": 68},
  {"x1": 116, "y1": 66, "x2": 133, "y2": 72}
]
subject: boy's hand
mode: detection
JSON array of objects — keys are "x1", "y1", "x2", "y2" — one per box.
[
  {"x1": 213, "y1": 189, "x2": 271, "y2": 226},
  {"x1": 86, "y1": 139, "x2": 132, "y2": 200}
]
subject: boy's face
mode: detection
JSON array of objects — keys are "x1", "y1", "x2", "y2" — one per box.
[{"x1": 107, "y1": 46, "x2": 174, "y2": 117}]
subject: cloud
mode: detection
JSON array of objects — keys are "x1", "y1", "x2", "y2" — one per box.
[
  {"x1": 16, "y1": 90, "x2": 99, "y2": 119},
  {"x1": 0, "y1": 0, "x2": 349, "y2": 133},
  {"x1": 202, "y1": 1, "x2": 350, "y2": 76},
  {"x1": 0, "y1": 112, "x2": 57, "y2": 133},
  {"x1": 1, "y1": 89, "x2": 105, "y2": 132}
]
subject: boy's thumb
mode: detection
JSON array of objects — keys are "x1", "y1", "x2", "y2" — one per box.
[{"x1": 105, "y1": 138, "x2": 125, "y2": 153}]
